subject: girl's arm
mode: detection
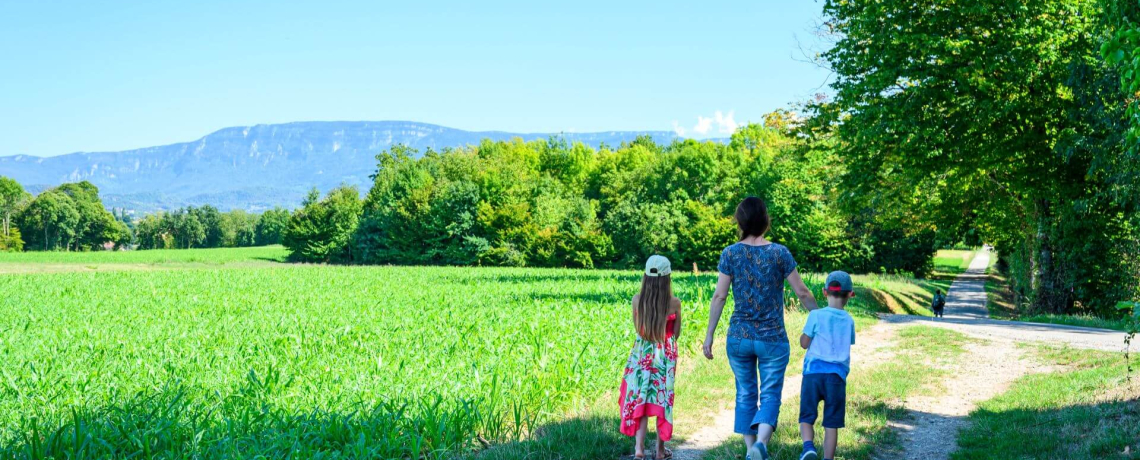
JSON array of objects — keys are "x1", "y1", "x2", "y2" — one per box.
[
  {"x1": 786, "y1": 268, "x2": 819, "y2": 311},
  {"x1": 702, "y1": 272, "x2": 732, "y2": 360},
  {"x1": 672, "y1": 298, "x2": 682, "y2": 340},
  {"x1": 631, "y1": 295, "x2": 638, "y2": 323}
]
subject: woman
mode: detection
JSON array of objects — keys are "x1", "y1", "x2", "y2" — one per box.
[{"x1": 702, "y1": 197, "x2": 818, "y2": 460}]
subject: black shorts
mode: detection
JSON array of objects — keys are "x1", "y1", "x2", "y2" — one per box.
[{"x1": 798, "y1": 373, "x2": 847, "y2": 428}]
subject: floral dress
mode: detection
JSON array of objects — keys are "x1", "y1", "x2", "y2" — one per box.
[{"x1": 619, "y1": 313, "x2": 678, "y2": 440}]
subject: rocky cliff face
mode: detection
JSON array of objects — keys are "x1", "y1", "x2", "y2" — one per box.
[{"x1": 0, "y1": 121, "x2": 677, "y2": 211}]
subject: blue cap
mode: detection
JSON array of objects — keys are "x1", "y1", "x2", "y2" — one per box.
[{"x1": 825, "y1": 271, "x2": 853, "y2": 293}]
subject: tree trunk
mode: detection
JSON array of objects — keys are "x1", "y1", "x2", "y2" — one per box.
[{"x1": 1032, "y1": 200, "x2": 1068, "y2": 314}]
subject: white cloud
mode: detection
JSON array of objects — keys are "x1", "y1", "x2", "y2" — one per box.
[
  {"x1": 713, "y1": 110, "x2": 738, "y2": 134},
  {"x1": 679, "y1": 110, "x2": 740, "y2": 138},
  {"x1": 693, "y1": 116, "x2": 714, "y2": 135},
  {"x1": 672, "y1": 121, "x2": 687, "y2": 137}
]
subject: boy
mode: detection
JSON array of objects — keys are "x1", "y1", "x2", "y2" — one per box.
[
  {"x1": 932, "y1": 289, "x2": 947, "y2": 318},
  {"x1": 797, "y1": 271, "x2": 856, "y2": 460}
]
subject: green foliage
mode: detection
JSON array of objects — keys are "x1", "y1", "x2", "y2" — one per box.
[
  {"x1": 16, "y1": 189, "x2": 80, "y2": 250},
  {"x1": 284, "y1": 186, "x2": 362, "y2": 263},
  {"x1": 0, "y1": 226, "x2": 22, "y2": 252},
  {"x1": 0, "y1": 176, "x2": 29, "y2": 246},
  {"x1": 820, "y1": 0, "x2": 1140, "y2": 315},
  {"x1": 1102, "y1": 1, "x2": 1140, "y2": 173},
  {"x1": 347, "y1": 130, "x2": 893, "y2": 273},
  {"x1": 220, "y1": 209, "x2": 259, "y2": 247},
  {"x1": 135, "y1": 206, "x2": 285, "y2": 251},
  {"x1": 135, "y1": 208, "x2": 207, "y2": 249},
  {"x1": 13, "y1": 181, "x2": 127, "y2": 252},
  {"x1": 255, "y1": 207, "x2": 290, "y2": 246}
]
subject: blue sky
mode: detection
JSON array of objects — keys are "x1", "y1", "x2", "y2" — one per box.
[{"x1": 0, "y1": 1, "x2": 831, "y2": 157}]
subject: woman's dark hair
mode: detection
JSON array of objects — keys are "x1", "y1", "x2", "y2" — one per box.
[{"x1": 734, "y1": 196, "x2": 770, "y2": 239}]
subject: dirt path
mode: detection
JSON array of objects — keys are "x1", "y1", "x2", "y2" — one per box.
[
  {"x1": 878, "y1": 251, "x2": 1115, "y2": 460},
  {"x1": 878, "y1": 339, "x2": 1052, "y2": 460},
  {"x1": 672, "y1": 251, "x2": 1129, "y2": 460},
  {"x1": 671, "y1": 324, "x2": 899, "y2": 460},
  {"x1": 883, "y1": 252, "x2": 1129, "y2": 352}
]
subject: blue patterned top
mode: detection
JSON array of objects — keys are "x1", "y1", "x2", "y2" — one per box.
[{"x1": 717, "y1": 242, "x2": 798, "y2": 342}]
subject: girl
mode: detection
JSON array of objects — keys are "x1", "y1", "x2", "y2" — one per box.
[{"x1": 620, "y1": 255, "x2": 682, "y2": 460}]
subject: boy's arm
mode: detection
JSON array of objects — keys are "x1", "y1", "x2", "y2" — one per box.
[{"x1": 800, "y1": 310, "x2": 817, "y2": 350}]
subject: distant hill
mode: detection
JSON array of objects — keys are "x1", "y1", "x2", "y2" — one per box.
[{"x1": 0, "y1": 121, "x2": 678, "y2": 212}]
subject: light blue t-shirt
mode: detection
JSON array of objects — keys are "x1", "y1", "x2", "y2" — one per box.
[{"x1": 802, "y1": 307, "x2": 856, "y2": 379}]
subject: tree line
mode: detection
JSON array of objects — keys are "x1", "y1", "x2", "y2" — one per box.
[
  {"x1": 0, "y1": 179, "x2": 129, "y2": 252},
  {"x1": 280, "y1": 122, "x2": 944, "y2": 279},
  {"x1": 0, "y1": 177, "x2": 289, "y2": 251},
  {"x1": 134, "y1": 206, "x2": 288, "y2": 249}
]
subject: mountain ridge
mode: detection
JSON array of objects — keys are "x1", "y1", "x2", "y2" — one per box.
[{"x1": 0, "y1": 121, "x2": 680, "y2": 212}]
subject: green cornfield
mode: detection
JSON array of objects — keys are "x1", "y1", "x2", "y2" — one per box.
[
  {"x1": 0, "y1": 247, "x2": 926, "y2": 459},
  {"x1": 0, "y1": 251, "x2": 712, "y2": 459}
]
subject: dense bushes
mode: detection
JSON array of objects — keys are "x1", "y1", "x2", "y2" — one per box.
[
  {"x1": 14, "y1": 182, "x2": 129, "y2": 251},
  {"x1": 134, "y1": 205, "x2": 291, "y2": 250},
  {"x1": 283, "y1": 187, "x2": 362, "y2": 263},
  {"x1": 274, "y1": 125, "x2": 938, "y2": 274}
]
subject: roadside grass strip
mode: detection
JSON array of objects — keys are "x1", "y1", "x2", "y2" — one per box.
[{"x1": 952, "y1": 346, "x2": 1140, "y2": 460}]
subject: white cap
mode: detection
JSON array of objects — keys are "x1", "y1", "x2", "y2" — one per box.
[{"x1": 645, "y1": 255, "x2": 672, "y2": 277}]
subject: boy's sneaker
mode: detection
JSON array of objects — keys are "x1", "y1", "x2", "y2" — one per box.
[
  {"x1": 799, "y1": 445, "x2": 819, "y2": 460},
  {"x1": 747, "y1": 442, "x2": 770, "y2": 460}
]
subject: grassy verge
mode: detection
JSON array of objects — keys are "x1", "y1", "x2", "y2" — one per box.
[
  {"x1": 1016, "y1": 314, "x2": 1132, "y2": 332},
  {"x1": 702, "y1": 326, "x2": 972, "y2": 460},
  {"x1": 952, "y1": 346, "x2": 1140, "y2": 460},
  {"x1": 0, "y1": 245, "x2": 289, "y2": 273},
  {"x1": 933, "y1": 250, "x2": 976, "y2": 275},
  {"x1": 984, "y1": 254, "x2": 1019, "y2": 321},
  {"x1": 984, "y1": 255, "x2": 1131, "y2": 332},
  {"x1": 849, "y1": 249, "x2": 978, "y2": 318}
]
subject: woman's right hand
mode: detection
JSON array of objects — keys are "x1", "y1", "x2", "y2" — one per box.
[{"x1": 702, "y1": 335, "x2": 715, "y2": 360}]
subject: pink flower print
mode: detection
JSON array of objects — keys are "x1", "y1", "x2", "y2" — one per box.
[{"x1": 638, "y1": 354, "x2": 655, "y2": 372}]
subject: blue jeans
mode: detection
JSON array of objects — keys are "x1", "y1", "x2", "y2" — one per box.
[{"x1": 726, "y1": 336, "x2": 790, "y2": 434}]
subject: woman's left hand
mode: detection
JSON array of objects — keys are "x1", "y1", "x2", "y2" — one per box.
[{"x1": 701, "y1": 336, "x2": 715, "y2": 360}]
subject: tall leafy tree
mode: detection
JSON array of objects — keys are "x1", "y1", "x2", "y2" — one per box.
[
  {"x1": 55, "y1": 181, "x2": 123, "y2": 250},
  {"x1": 17, "y1": 190, "x2": 80, "y2": 250},
  {"x1": 255, "y1": 207, "x2": 290, "y2": 245},
  {"x1": 195, "y1": 205, "x2": 224, "y2": 248},
  {"x1": 0, "y1": 176, "x2": 29, "y2": 250},
  {"x1": 284, "y1": 186, "x2": 363, "y2": 263},
  {"x1": 220, "y1": 210, "x2": 258, "y2": 247},
  {"x1": 820, "y1": 0, "x2": 1134, "y2": 314}
]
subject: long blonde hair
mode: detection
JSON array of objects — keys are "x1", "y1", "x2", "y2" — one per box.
[{"x1": 635, "y1": 274, "x2": 673, "y2": 343}]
